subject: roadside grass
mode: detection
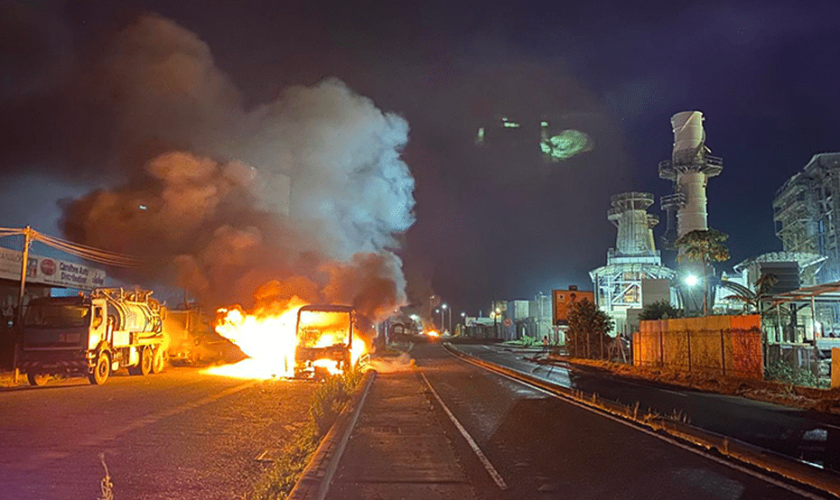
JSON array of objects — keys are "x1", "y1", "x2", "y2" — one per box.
[
  {"x1": 502, "y1": 334, "x2": 540, "y2": 348},
  {"x1": 248, "y1": 369, "x2": 364, "y2": 500},
  {"x1": 554, "y1": 355, "x2": 840, "y2": 413}
]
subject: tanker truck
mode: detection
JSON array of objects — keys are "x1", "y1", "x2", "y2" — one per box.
[{"x1": 19, "y1": 288, "x2": 167, "y2": 386}]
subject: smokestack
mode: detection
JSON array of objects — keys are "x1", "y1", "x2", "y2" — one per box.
[
  {"x1": 659, "y1": 110, "x2": 723, "y2": 242},
  {"x1": 608, "y1": 192, "x2": 658, "y2": 256},
  {"x1": 670, "y1": 111, "x2": 706, "y2": 164}
]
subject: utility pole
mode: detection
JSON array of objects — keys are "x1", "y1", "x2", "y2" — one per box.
[{"x1": 13, "y1": 226, "x2": 32, "y2": 383}]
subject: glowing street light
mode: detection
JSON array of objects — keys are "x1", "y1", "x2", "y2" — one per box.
[
  {"x1": 441, "y1": 304, "x2": 451, "y2": 333},
  {"x1": 684, "y1": 274, "x2": 699, "y2": 287}
]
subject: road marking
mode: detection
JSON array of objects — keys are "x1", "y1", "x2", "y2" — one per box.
[
  {"x1": 445, "y1": 348, "x2": 828, "y2": 500},
  {"x1": 420, "y1": 371, "x2": 508, "y2": 491}
]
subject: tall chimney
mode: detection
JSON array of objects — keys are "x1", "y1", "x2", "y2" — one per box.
[{"x1": 659, "y1": 111, "x2": 723, "y2": 242}]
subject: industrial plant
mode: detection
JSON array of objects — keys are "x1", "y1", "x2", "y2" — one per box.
[{"x1": 589, "y1": 192, "x2": 674, "y2": 335}]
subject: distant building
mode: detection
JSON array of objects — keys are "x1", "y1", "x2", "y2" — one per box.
[{"x1": 774, "y1": 153, "x2": 840, "y2": 283}]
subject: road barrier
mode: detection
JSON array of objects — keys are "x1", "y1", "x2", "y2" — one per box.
[{"x1": 443, "y1": 342, "x2": 840, "y2": 498}]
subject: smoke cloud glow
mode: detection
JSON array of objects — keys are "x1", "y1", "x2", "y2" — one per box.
[{"x1": 55, "y1": 15, "x2": 415, "y2": 322}]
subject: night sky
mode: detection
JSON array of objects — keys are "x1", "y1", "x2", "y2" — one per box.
[{"x1": 2, "y1": 0, "x2": 839, "y2": 314}]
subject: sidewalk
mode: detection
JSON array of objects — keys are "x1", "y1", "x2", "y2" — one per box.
[{"x1": 325, "y1": 369, "x2": 477, "y2": 500}]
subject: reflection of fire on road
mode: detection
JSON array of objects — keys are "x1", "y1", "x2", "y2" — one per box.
[{"x1": 204, "y1": 299, "x2": 367, "y2": 380}]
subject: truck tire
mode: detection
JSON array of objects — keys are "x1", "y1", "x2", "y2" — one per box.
[
  {"x1": 27, "y1": 372, "x2": 50, "y2": 387},
  {"x1": 89, "y1": 352, "x2": 111, "y2": 385},
  {"x1": 152, "y1": 347, "x2": 167, "y2": 374},
  {"x1": 140, "y1": 346, "x2": 153, "y2": 376}
]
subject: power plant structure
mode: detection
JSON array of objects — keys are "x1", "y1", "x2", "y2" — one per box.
[
  {"x1": 659, "y1": 111, "x2": 723, "y2": 313},
  {"x1": 589, "y1": 192, "x2": 675, "y2": 336},
  {"x1": 659, "y1": 111, "x2": 724, "y2": 247}
]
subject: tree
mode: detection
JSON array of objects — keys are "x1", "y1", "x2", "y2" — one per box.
[
  {"x1": 725, "y1": 273, "x2": 778, "y2": 314},
  {"x1": 566, "y1": 298, "x2": 613, "y2": 359},
  {"x1": 673, "y1": 228, "x2": 731, "y2": 266},
  {"x1": 639, "y1": 300, "x2": 681, "y2": 320},
  {"x1": 674, "y1": 228, "x2": 730, "y2": 315}
]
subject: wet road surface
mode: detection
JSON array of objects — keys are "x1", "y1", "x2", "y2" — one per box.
[
  {"x1": 451, "y1": 342, "x2": 840, "y2": 472},
  {"x1": 414, "y1": 343, "x2": 826, "y2": 500},
  {"x1": 0, "y1": 367, "x2": 314, "y2": 500}
]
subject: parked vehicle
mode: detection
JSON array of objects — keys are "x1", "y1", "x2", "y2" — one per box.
[{"x1": 19, "y1": 288, "x2": 166, "y2": 385}]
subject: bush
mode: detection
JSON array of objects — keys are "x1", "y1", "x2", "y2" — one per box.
[
  {"x1": 639, "y1": 300, "x2": 681, "y2": 321},
  {"x1": 765, "y1": 361, "x2": 827, "y2": 388},
  {"x1": 310, "y1": 369, "x2": 364, "y2": 435}
]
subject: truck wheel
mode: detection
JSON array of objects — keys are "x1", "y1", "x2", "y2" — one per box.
[
  {"x1": 152, "y1": 347, "x2": 167, "y2": 374},
  {"x1": 89, "y1": 352, "x2": 111, "y2": 385},
  {"x1": 27, "y1": 373, "x2": 50, "y2": 387},
  {"x1": 140, "y1": 346, "x2": 153, "y2": 376}
]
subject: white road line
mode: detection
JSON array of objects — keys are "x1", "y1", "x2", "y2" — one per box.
[
  {"x1": 419, "y1": 371, "x2": 508, "y2": 491},
  {"x1": 445, "y1": 348, "x2": 827, "y2": 500}
]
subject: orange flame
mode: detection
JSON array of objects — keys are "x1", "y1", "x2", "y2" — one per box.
[{"x1": 205, "y1": 298, "x2": 367, "y2": 380}]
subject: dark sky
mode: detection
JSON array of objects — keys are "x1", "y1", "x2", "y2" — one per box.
[{"x1": 2, "y1": 0, "x2": 839, "y2": 314}]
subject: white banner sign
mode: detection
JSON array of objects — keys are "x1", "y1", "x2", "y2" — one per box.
[{"x1": 0, "y1": 247, "x2": 107, "y2": 290}]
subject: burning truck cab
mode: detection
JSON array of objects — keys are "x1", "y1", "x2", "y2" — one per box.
[{"x1": 294, "y1": 305, "x2": 356, "y2": 379}]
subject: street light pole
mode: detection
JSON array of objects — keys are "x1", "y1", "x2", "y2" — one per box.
[{"x1": 441, "y1": 304, "x2": 448, "y2": 334}]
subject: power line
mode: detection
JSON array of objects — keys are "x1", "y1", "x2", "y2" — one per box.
[{"x1": 0, "y1": 226, "x2": 144, "y2": 268}]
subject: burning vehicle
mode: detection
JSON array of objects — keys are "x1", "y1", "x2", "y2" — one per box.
[
  {"x1": 208, "y1": 301, "x2": 368, "y2": 380},
  {"x1": 165, "y1": 308, "x2": 242, "y2": 366},
  {"x1": 19, "y1": 288, "x2": 166, "y2": 385},
  {"x1": 294, "y1": 305, "x2": 357, "y2": 379}
]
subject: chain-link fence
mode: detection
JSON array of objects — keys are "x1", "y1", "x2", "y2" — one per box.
[{"x1": 633, "y1": 315, "x2": 763, "y2": 379}]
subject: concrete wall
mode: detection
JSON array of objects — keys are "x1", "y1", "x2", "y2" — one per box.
[{"x1": 633, "y1": 315, "x2": 763, "y2": 379}]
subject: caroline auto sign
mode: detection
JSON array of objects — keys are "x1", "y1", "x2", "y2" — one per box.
[{"x1": 0, "y1": 247, "x2": 107, "y2": 290}]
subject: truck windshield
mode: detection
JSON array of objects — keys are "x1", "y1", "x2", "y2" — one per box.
[{"x1": 25, "y1": 304, "x2": 90, "y2": 329}]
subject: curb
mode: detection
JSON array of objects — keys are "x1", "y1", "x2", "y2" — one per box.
[
  {"x1": 287, "y1": 369, "x2": 377, "y2": 500},
  {"x1": 443, "y1": 342, "x2": 840, "y2": 498}
]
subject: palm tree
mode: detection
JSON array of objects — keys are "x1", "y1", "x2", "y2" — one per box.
[
  {"x1": 674, "y1": 228, "x2": 731, "y2": 315},
  {"x1": 724, "y1": 273, "x2": 778, "y2": 314}
]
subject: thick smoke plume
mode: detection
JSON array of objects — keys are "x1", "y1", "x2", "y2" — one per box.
[{"x1": 56, "y1": 15, "x2": 415, "y2": 322}]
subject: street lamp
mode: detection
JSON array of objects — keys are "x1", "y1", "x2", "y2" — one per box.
[
  {"x1": 442, "y1": 304, "x2": 450, "y2": 333},
  {"x1": 683, "y1": 273, "x2": 707, "y2": 316}
]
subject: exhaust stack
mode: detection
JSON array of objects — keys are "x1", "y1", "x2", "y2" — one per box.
[{"x1": 659, "y1": 111, "x2": 723, "y2": 244}]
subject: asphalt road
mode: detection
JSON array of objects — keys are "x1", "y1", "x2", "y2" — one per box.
[
  {"x1": 415, "y1": 343, "x2": 825, "y2": 500},
  {"x1": 451, "y1": 342, "x2": 840, "y2": 472},
  {"x1": 0, "y1": 367, "x2": 315, "y2": 500}
]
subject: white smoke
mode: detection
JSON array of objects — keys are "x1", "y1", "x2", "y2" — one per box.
[{"x1": 58, "y1": 14, "x2": 416, "y2": 320}]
